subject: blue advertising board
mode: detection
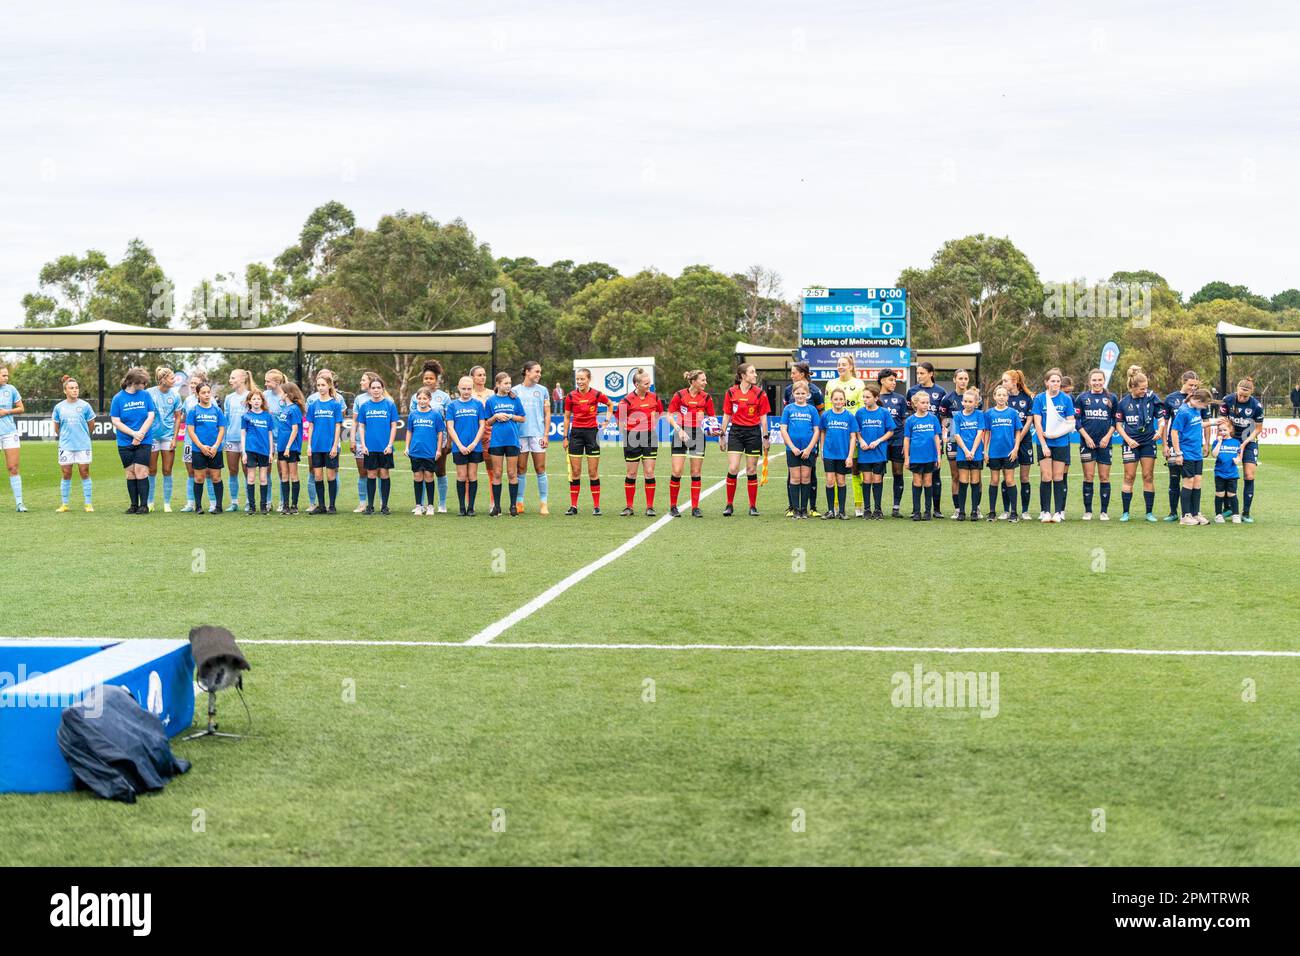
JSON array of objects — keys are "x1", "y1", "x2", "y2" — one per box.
[{"x1": 796, "y1": 346, "x2": 911, "y2": 376}]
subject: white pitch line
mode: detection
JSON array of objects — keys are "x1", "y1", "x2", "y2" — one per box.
[
  {"x1": 235, "y1": 639, "x2": 1300, "y2": 658},
  {"x1": 463, "y1": 452, "x2": 782, "y2": 646}
]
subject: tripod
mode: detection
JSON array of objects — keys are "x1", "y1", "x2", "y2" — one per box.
[{"x1": 183, "y1": 689, "x2": 243, "y2": 741}]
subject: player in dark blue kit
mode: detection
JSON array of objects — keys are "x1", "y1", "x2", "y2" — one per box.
[
  {"x1": 1210, "y1": 419, "x2": 1243, "y2": 523},
  {"x1": 940, "y1": 368, "x2": 971, "y2": 517},
  {"x1": 1114, "y1": 368, "x2": 1161, "y2": 522},
  {"x1": 984, "y1": 385, "x2": 1023, "y2": 522},
  {"x1": 877, "y1": 370, "x2": 908, "y2": 517},
  {"x1": 780, "y1": 382, "x2": 821, "y2": 519},
  {"x1": 1160, "y1": 371, "x2": 1205, "y2": 521},
  {"x1": 950, "y1": 388, "x2": 986, "y2": 520},
  {"x1": 1075, "y1": 369, "x2": 1118, "y2": 520},
  {"x1": 1031, "y1": 368, "x2": 1075, "y2": 523},
  {"x1": 1219, "y1": 377, "x2": 1264, "y2": 522},
  {"x1": 907, "y1": 362, "x2": 949, "y2": 517},
  {"x1": 1000, "y1": 369, "x2": 1036, "y2": 514}
]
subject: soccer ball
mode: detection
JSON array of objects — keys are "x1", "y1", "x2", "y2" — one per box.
[{"x1": 702, "y1": 416, "x2": 721, "y2": 437}]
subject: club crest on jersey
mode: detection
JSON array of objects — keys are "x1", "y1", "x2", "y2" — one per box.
[{"x1": 605, "y1": 372, "x2": 624, "y2": 392}]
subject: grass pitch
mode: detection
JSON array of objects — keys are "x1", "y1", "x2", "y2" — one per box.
[{"x1": 2, "y1": 443, "x2": 1298, "y2": 865}]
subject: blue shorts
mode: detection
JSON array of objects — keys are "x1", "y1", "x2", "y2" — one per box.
[
  {"x1": 1121, "y1": 442, "x2": 1156, "y2": 463},
  {"x1": 1016, "y1": 442, "x2": 1035, "y2": 466},
  {"x1": 887, "y1": 442, "x2": 905, "y2": 464},
  {"x1": 1079, "y1": 440, "x2": 1112, "y2": 466},
  {"x1": 1242, "y1": 442, "x2": 1260, "y2": 465}
]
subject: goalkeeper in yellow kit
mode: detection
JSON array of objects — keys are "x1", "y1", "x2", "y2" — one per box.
[{"x1": 824, "y1": 354, "x2": 867, "y2": 513}]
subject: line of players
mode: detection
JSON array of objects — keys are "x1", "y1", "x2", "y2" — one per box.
[{"x1": 773, "y1": 356, "x2": 1264, "y2": 525}]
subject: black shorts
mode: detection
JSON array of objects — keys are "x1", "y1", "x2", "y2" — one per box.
[
  {"x1": 909, "y1": 461, "x2": 937, "y2": 474},
  {"x1": 1079, "y1": 440, "x2": 1113, "y2": 466},
  {"x1": 1181, "y1": 458, "x2": 1204, "y2": 478},
  {"x1": 986, "y1": 456, "x2": 1014, "y2": 471},
  {"x1": 410, "y1": 457, "x2": 437, "y2": 473},
  {"x1": 824, "y1": 458, "x2": 850, "y2": 475},
  {"x1": 453, "y1": 450, "x2": 484, "y2": 465},
  {"x1": 886, "y1": 442, "x2": 905, "y2": 464},
  {"x1": 858, "y1": 460, "x2": 886, "y2": 475},
  {"x1": 956, "y1": 458, "x2": 985, "y2": 470},
  {"x1": 489, "y1": 445, "x2": 521, "y2": 458},
  {"x1": 1121, "y1": 442, "x2": 1156, "y2": 463},
  {"x1": 671, "y1": 427, "x2": 707, "y2": 459},
  {"x1": 786, "y1": 448, "x2": 815, "y2": 469},
  {"x1": 622, "y1": 434, "x2": 657, "y2": 461},
  {"x1": 244, "y1": 452, "x2": 270, "y2": 468},
  {"x1": 310, "y1": 451, "x2": 340, "y2": 470},
  {"x1": 728, "y1": 424, "x2": 764, "y2": 456},
  {"x1": 363, "y1": 451, "x2": 395, "y2": 471},
  {"x1": 1215, "y1": 475, "x2": 1238, "y2": 492},
  {"x1": 278, "y1": 449, "x2": 301, "y2": 463},
  {"x1": 567, "y1": 427, "x2": 600, "y2": 457},
  {"x1": 194, "y1": 451, "x2": 223, "y2": 471},
  {"x1": 1041, "y1": 444, "x2": 1071, "y2": 466},
  {"x1": 117, "y1": 445, "x2": 150, "y2": 468},
  {"x1": 1016, "y1": 442, "x2": 1035, "y2": 466}
]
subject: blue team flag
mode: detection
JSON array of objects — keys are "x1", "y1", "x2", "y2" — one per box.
[{"x1": 1099, "y1": 341, "x2": 1121, "y2": 387}]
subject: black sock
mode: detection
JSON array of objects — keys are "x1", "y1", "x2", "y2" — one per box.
[
  {"x1": 989, "y1": 483, "x2": 998, "y2": 511},
  {"x1": 1053, "y1": 479, "x2": 1066, "y2": 513},
  {"x1": 126, "y1": 478, "x2": 137, "y2": 508},
  {"x1": 1122, "y1": 490, "x2": 1133, "y2": 513},
  {"x1": 971, "y1": 481, "x2": 982, "y2": 510},
  {"x1": 1228, "y1": 493, "x2": 1239, "y2": 514},
  {"x1": 195, "y1": 483, "x2": 205, "y2": 509},
  {"x1": 468, "y1": 480, "x2": 478, "y2": 510},
  {"x1": 328, "y1": 479, "x2": 338, "y2": 509},
  {"x1": 214, "y1": 480, "x2": 225, "y2": 511},
  {"x1": 787, "y1": 479, "x2": 796, "y2": 510},
  {"x1": 912, "y1": 484, "x2": 921, "y2": 514},
  {"x1": 893, "y1": 474, "x2": 904, "y2": 508},
  {"x1": 873, "y1": 482, "x2": 883, "y2": 511},
  {"x1": 1180, "y1": 486, "x2": 1192, "y2": 516},
  {"x1": 1082, "y1": 481, "x2": 1094, "y2": 512},
  {"x1": 1168, "y1": 473, "x2": 1180, "y2": 515},
  {"x1": 509, "y1": 480, "x2": 518, "y2": 507},
  {"x1": 314, "y1": 479, "x2": 326, "y2": 506},
  {"x1": 1192, "y1": 488, "x2": 1201, "y2": 515},
  {"x1": 1039, "y1": 480, "x2": 1051, "y2": 512},
  {"x1": 280, "y1": 480, "x2": 289, "y2": 505},
  {"x1": 1243, "y1": 478, "x2": 1255, "y2": 515},
  {"x1": 380, "y1": 478, "x2": 391, "y2": 507},
  {"x1": 1099, "y1": 481, "x2": 1111, "y2": 513},
  {"x1": 259, "y1": 483, "x2": 268, "y2": 509},
  {"x1": 366, "y1": 477, "x2": 377, "y2": 507},
  {"x1": 957, "y1": 483, "x2": 968, "y2": 512},
  {"x1": 456, "y1": 479, "x2": 466, "y2": 512},
  {"x1": 826, "y1": 485, "x2": 835, "y2": 512},
  {"x1": 1144, "y1": 489, "x2": 1155, "y2": 514},
  {"x1": 1214, "y1": 494, "x2": 1223, "y2": 515},
  {"x1": 932, "y1": 475, "x2": 942, "y2": 511},
  {"x1": 1020, "y1": 481, "x2": 1031, "y2": 511},
  {"x1": 425, "y1": 481, "x2": 437, "y2": 506},
  {"x1": 291, "y1": 480, "x2": 300, "y2": 506},
  {"x1": 837, "y1": 483, "x2": 847, "y2": 513},
  {"x1": 414, "y1": 481, "x2": 424, "y2": 506}
]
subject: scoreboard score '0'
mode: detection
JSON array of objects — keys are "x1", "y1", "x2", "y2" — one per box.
[{"x1": 800, "y1": 287, "x2": 911, "y2": 381}]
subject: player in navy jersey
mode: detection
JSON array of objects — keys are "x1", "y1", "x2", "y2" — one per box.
[
  {"x1": 784, "y1": 362, "x2": 824, "y2": 517},
  {"x1": 903, "y1": 390, "x2": 942, "y2": 520},
  {"x1": 1075, "y1": 369, "x2": 1118, "y2": 520},
  {"x1": 819, "y1": 387, "x2": 856, "y2": 519},
  {"x1": 239, "y1": 388, "x2": 276, "y2": 514},
  {"x1": 984, "y1": 385, "x2": 1023, "y2": 522},
  {"x1": 907, "y1": 362, "x2": 949, "y2": 517},
  {"x1": 1210, "y1": 419, "x2": 1243, "y2": 522},
  {"x1": 877, "y1": 370, "x2": 908, "y2": 516},
  {"x1": 1000, "y1": 369, "x2": 1036, "y2": 514},
  {"x1": 1031, "y1": 368, "x2": 1075, "y2": 523},
  {"x1": 1219, "y1": 377, "x2": 1264, "y2": 522},
  {"x1": 406, "y1": 386, "x2": 446, "y2": 515},
  {"x1": 780, "y1": 382, "x2": 820, "y2": 518},
  {"x1": 1114, "y1": 368, "x2": 1161, "y2": 522},
  {"x1": 357, "y1": 375, "x2": 400, "y2": 515},
  {"x1": 1159, "y1": 370, "x2": 1205, "y2": 521},
  {"x1": 1169, "y1": 387, "x2": 1211, "y2": 524},
  {"x1": 940, "y1": 368, "x2": 971, "y2": 516},
  {"x1": 852, "y1": 381, "x2": 894, "y2": 519},
  {"x1": 275, "y1": 382, "x2": 306, "y2": 514},
  {"x1": 950, "y1": 389, "x2": 987, "y2": 520}
]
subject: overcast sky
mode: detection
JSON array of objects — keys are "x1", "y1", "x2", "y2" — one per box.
[{"x1": 1, "y1": 0, "x2": 1296, "y2": 326}]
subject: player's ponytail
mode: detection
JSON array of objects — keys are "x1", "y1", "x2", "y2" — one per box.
[{"x1": 734, "y1": 363, "x2": 755, "y2": 386}]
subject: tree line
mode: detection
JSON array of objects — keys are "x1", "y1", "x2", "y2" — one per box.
[{"x1": 8, "y1": 202, "x2": 1299, "y2": 410}]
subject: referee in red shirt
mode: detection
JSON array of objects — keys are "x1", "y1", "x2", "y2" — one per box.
[
  {"x1": 720, "y1": 363, "x2": 771, "y2": 516},
  {"x1": 561, "y1": 368, "x2": 614, "y2": 515},
  {"x1": 615, "y1": 369, "x2": 663, "y2": 516}
]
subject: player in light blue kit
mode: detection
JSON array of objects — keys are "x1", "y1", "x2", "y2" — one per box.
[
  {"x1": 0, "y1": 362, "x2": 26, "y2": 511},
  {"x1": 51, "y1": 375, "x2": 96, "y2": 512},
  {"x1": 146, "y1": 366, "x2": 185, "y2": 512},
  {"x1": 222, "y1": 368, "x2": 251, "y2": 511},
  {"x1": 513, "y1": 360, "x2": 552, "y2": 515}
]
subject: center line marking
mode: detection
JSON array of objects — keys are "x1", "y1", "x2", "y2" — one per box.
[{"x1": 465, "y1": 452, "x2": 782, "y2": 645}]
